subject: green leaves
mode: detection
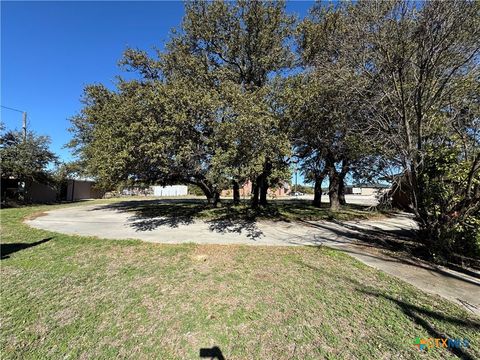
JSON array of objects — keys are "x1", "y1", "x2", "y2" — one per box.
[
  {"x1": 70, "y1": 0, "x2": 295, "y2": 202},
  {"x1": 0, "y1": 129, "x2": 57, "y2": 184},
  {"x1": 68, "y1": 0, "x2": 478, "y2": 250},
  {"x1": 178, "y1": 0, "x2": 295, "y2": 89}
]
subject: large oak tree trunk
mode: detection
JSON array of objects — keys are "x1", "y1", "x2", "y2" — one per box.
[
  {"x1": 338, "y1": 178, "x2": 346, "y2": 206},
  {"x1": 338, "y1": 160, "x2": 349, "y2": 206},
  {"x1": 328, "y1": 172, "x2": 341, "y2": 211},
  {"x1": 251, "y1": 179, "x2": 260, "y2": 208},
  {"x1": 259, "y1": 176, "x2": 268, "y2": 206},
  {"x1": 211, "y1": 190, "x2": 220, "y2": 207},
  {"x1": 312, "y1": 175, "x2": 324, "y2": 208},
  {"x1": 326, "y1": 152, "x2": 341, "y2": 211},
  {"x1": 233, "y1": 180, "x2": 240, "y2": 205},
  {"x1": 196, "y1": 180, "x2": 219, "y2": 207},
  {"x1": 259, "y1": 159, "x2": 272, "y2": 207}
]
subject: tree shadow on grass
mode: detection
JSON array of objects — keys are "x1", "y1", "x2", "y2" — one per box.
[
  {"x1": 1, "y1": 237, "x2": 53, "y2": 260},
  {"x1": 199, "y1": 346, "x2": 225, "y2": 360},
  {"x1": 359, "y1": 288, "x2": 480, "y2": 360},
  {"x1": 300, "y1": 218, "x2": 418, "y2": 252},
  {"x1": 302, "y1": 219, "x2": 480, "y2": 280},
  {"x1": 92, "y1": 199, "x2": 269, "y2": 240}
]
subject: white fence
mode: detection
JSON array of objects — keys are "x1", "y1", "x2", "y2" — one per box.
[{"x1": 151, "y1": 185, "x2": 188, "y2": 197}]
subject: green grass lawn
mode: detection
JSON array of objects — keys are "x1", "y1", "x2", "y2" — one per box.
[{"x1": 1, "y1": 202, "x2": 479, "y2": 359}]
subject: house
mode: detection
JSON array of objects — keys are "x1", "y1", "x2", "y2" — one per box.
[
  {"x1": 1, "y1": 177, "x2": 105, "y2": 204},
  {"x1": 1, "y1": 177, "x2": 57, "y2": 204},
  {"x1": 269, "y1": 181, "x2": 291, "y2": 197},
  {"x1": 346, "y1": 183, "x2": 390, "y2": 196},
  {"x1": 28, "y1": 180, "x2": 58, "y2": 202},
  {"x1": 63, "y1": 179, "x2": 104, "y2": 201},
  {"x1": 221, "y1": 181, "x2": 252, "y2": 198},
  {"x1": 221, "y1": 181, "x2": 290, "y2": 198}
]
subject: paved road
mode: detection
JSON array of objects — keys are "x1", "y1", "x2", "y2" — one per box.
[{"x1": 26, "y1": 202, "x2": 480, "y2": 315}]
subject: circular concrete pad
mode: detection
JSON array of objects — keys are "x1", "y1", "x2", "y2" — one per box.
[
  {"x1": 26, "y1": 202, "x2": 354, "y2": 246},
  {"x1": 26, "y1": 201, "x2": 417, "y2": 247}
]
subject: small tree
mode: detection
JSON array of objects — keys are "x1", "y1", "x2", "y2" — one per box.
[{"x1": 1, "y1": 128, "x2": 57, "y2": 202}]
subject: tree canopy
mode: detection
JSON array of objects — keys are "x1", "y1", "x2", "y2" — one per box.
[
  {"x1": 69, "y1": 0, "x2": 479, "y2": 258},
  {"x1": 1, "y1": 127, "x2": 57, "y2": 184},
  {"x1": 70, "y1": 0, "x2": 295, "y2": 206}
]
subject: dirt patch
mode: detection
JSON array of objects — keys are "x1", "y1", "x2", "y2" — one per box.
[
  {"x1": 191, "y1": 254, "x2": 208, "y2": 262},
  {"x1": 24, "y1": 211, "x2": 49, "y2": 221}
]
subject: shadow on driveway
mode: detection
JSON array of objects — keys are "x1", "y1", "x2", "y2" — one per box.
[{"x1": 91, "y1": 199, "x2": 267, "y2": 240}]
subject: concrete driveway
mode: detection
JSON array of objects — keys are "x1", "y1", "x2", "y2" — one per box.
[
  {"x1": 25, "y1": 202, "x2": 411, "y2": 246},
  {"x1": 26, "y1": 201, "x2": 480, "y2": 315}
]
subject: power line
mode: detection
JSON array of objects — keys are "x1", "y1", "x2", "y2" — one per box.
[
  {"x1": 1, "y1": 105, "x2": 25, "y2": 113},
  {"x1": 1, "y1": 105, "x2": 28, "y2": 141}
]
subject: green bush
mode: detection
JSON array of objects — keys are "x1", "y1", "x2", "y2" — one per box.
[{"x1": 418, "y1": 143, "x2": 480, "y2": 259}]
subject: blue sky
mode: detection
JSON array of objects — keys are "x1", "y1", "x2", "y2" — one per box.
[{"x1": 2, "y1": 0, "x2": 312, "y2": 180}]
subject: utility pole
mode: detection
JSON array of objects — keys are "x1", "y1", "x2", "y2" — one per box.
[
  {"x1": 22, "y1": 112, "x2": 27, "y2": 142},
  {"x1": 0, "y1": 106, "x2": 27, "y2": 139}
]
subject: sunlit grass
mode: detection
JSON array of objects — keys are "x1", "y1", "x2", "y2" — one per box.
[{"x1": 1, "y1": 203, "x2": 478, "y2": 359}]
